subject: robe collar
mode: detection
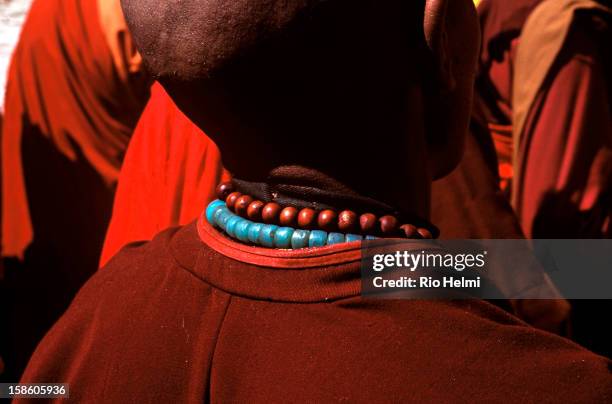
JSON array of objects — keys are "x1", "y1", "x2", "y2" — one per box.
[{"x1": 167, "y1": 215, "x2": 433, "y2": 303}]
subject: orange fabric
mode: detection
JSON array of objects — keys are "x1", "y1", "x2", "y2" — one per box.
[
  {"x1": 490, "y1": 124, "x2": 514, "y2": 191},
  {"x1": 1, "y1": 0, "x2": 149, "y2": 259},
  {"x1": 99, "y1": 83, "x2": 229, "y2": 267}
]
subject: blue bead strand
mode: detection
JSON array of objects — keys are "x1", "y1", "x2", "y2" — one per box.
[
  {"x1": 234, "y1": 219, "x2": 252, "y2": 242},
  {"x1": 206, "y1": 200, "x2": 227, "y2": 224},
  {"x1": 346, "y1": 234, "x2": 364, "y2": 242},
  {"x1": 274, "y1": 227, "x2": 294, "y2": 248},
  {"x1": 258, "y1": 224, "x2": 279, "y2": 248},
  {"x1": 225, "y1": 216, "x2": 242, "y2": 238},
  {"x1": 291, "y1": 229, "x2": 310, "y2": 249},
  {"x1": 205, "y1": 199, "x2": 375, "y2": 249},
  {"x1": 327, "y1": 232, "x2": 346, "y2": 245},
  {"x1": 248, "y1": 222, "x2": 263, "y2": 243},
  {"x1": 308, "y1": 230, "x2": 328, "y2": 247}
]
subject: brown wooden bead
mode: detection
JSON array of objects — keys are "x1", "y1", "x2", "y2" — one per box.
[
  {"x1": 234, "y1": 195, "x2": 253, "y2": 217},
  {"x1": 359, "y1": 213, "x2": 377, "y2": 233},
  {"x1": 297, "y1": 208, "x2": 316, "y2": 228},
  {"x1": 225, "y1": 192, "x2": 242, "y2": 211},
  {"x1": 338, "y1": 210, "x2": 358, "y2": 232},
  {"x1": 262, "y1": 202, "x2": 281, "y2": 223},
  {"x1": 400, "y1": 224, "x2": 418, "y2": 238},
  {"x1": 379, "y1": 215, "x2": 399, "y2": 235},
  {"x1": 417, "y1": 228, "x2": 433, "y2": 239},
  {"x1": 247, "y1": 200, "x2": 265, "y2": 221},
  {"x1": 216, "y1": 182, "x2": 235, "y2": 200},
  {"x1": 279, "y1": 207, "x2": 298, "y2": 226},
  {"x1": 317, "y1": 210, "x2": 338, "y2": 231}
]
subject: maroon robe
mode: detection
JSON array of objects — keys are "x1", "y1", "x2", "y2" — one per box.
[{"x1": 16, "y1": 218, "x2": 612, "y2": 402}]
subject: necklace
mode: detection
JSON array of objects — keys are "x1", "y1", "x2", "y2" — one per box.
[{"x1": 206, "y1": 182, "x2": 437, "y2": 249}]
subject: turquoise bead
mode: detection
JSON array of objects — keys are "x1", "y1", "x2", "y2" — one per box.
[
  {"x1": 309, "y1": 230, "x2": 327, "y2": 247},
  {"x1": 234, "y1": 220, "x2": 252, "y2": 242},
  {"x1": 258, "y1": 224, "x2": 279, "y2": 248},
  {"x1": 346, "y1": 234, "x2": 363, "y2": 242},
  {"x1": 225, "y1": 216, "x2": 242, "y2": 238},
  {"x1": 216, "y1": 210, "x2": 232, "y2": 230},
  {"x1": 327, "y1": 232, "x2": 345, "y2": 245},
  {"x1": 206, "y1": 200, "x2": 226, "y2": 224},
  {"x1": 247, "y1": 223, "x2": 263, "y2": 244},
  {"x1": 212, "y1": 206, "x2": 228, "y2": 227},
  {"x1": 291, "y1": 229, "x2": 310, "y2": 249},
  {"x1": 274, "y1": 227, "x2": 294, "y2": 249}
]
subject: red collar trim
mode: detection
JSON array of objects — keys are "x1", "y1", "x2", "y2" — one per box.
[
  {"x1": 196, "y1": 213, "x2": 362, "y2": 269},
  {"x1": 192, "y1": 214, "x2": 438, "y2": 302}
]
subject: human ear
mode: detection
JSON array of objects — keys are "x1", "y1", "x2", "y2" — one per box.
[
  {"x1": 423, "y1": 0, "x2": 480, "y2": 179},
  {"x1": 424, "y1": 0, "x2": 456, "y2": 93}
]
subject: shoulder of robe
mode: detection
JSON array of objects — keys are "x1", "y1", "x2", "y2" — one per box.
[
  {"x1": 17, "y1": 223, "x2": 211, "y2": 399},
  {"x1": 50, "y1": 222, "x2": 202, "y2": 327},
  {"x1": 329, "y1": 298, "x2": 612, "y2": 402},
  {"x1": 101, "y1": 221, "x2": 201, "y2": 276},
  {"x1": 24, "y1": 222, "x2": 201, "y2": 346}
]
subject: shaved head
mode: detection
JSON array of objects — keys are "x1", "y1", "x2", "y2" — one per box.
[
  {"x1": 122, "y1": 0, "x2": 479, "y2": 217},
  {"x1": 122, "y1": 0, "x2": 427, "y2": 82}
]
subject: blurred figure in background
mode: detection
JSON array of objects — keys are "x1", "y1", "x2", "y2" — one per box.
[
  {"x1": 463, "y1": 0, "x2": 611, "y2": 239},
  {"x1": 0, "y1": 0, "x2": 32, "y2": 376},
  {"x1": 511, "y1": 0, "x2": 612, "y2": 358},
  {"x1": 512, "y1": 0, "x2": 611, "y2": 239},
  {"x1": 430, "y1": 0, "x2": 569, "y2": 334},
  {"x1": 0, "y1": 0, "x2": 32, "y2": 280},
  {"x1": 0, "y1": 0, "x2": 149, "y2": 381},
  {"x1": 469, "y1": 0, "x2": 543, "y2": 195},
  {"x1": 466, "y1": 0, "x2": 611, "y2": 356}
]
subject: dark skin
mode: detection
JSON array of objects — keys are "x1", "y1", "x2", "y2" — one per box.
[{"x1": 122, "y1": 0, "x2": 480, "y2": 221}]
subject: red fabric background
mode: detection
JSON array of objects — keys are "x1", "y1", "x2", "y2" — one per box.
[
  {"x1": 1, "y1": 0, "x2": 149, "y2": 260},
  {"x1": 99, "y1": 83, "x2": 229, "y2": 267}
]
